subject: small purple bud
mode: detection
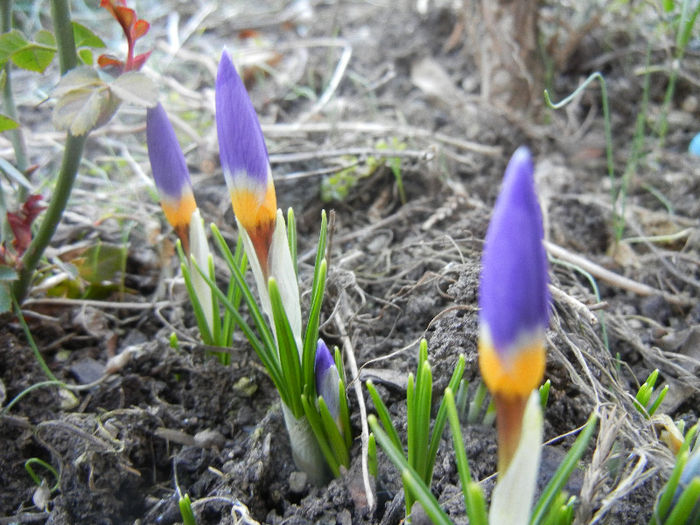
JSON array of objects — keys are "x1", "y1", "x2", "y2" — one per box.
[
  {"x1": 314, "y1": 339, "x2": 340, "y2": 421},
  {"x1": 146, "y1": 102, "x2": 193, "y2": 201},
  {"x1": 146, "y1": 102, "x2": 197, "y2": 250}
]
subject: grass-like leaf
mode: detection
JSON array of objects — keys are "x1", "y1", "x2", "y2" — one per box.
[
  {"x1": 368, "y1": 433, "x2": 377, "y2": 477},
  {"x1": 650, "y1": 423, "x2": 698, "y2": 525},
  {"x1": 413, "y1": 361, "x2": 433, "y2": 481},
  {"x1": 221, "y1": 236, "x2": 247, "y2": 347},
  {"x1": 287, "y1": 208, "x2": 297, "y2": 277},
  {"x1": 302, "y1": 211, "x2": 328, "y2": 391},
  {"x1": 530, "y1": 412, "x2": 599, "y2": 525},
  {"x1": 178, "y1": 493, "x2": 197, "y2": 525},
  {"x1": 427, "y1": 354, "x2": 466, "y2": 482},
  {"x1": 369, "y1": 414, "x2": 451, "y2": 525},
  {"x1": 211, "y1": 225, "x2": 278, "y2": 360},
  {"x1": 175, "y1": 242, "x2": 212, "y2": 344},
  {"x1": 301, "y1": 392, "x2": 341, "y2": 478},
  {"x1": 338, "y1": 379, "x2": 352, "y2": 451},
  {"x1": 269, "y1": 277, "x2": 303, "y2": 415},
  {"x1": 445, "y1": 387, "x2": 487, "y2": 525},
  {"x1": 366, "y1": 380, "x2": 402, "y2": 451},
  {"x1": 663, "y1": 477, "x2": 700, "y2": 524},
  {"x1": 318, "y1": 396, "x2": 350, "y2": 468},
  {"x1": 190, "y1": 250, "x2": 290, "y2": 406},
  {"x1": 302, "y1": 258, "x2": 327, "y2": 392}
]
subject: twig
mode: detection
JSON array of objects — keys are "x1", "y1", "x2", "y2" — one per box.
[
  {"x1": 262, "y1": 121, "x2": 501, "y2": 156},
  {"x1": 334, "y1": 294, "x2": 375, "y2": 511},
  {"x1": 270, "y1": 147, "x2": 432, "y2": 164},
  {"x1": 548, "y1": 283, "x2": 599, "y2": 325},
  {"x1": 298, "y1": 39, "x2": 352, "y2": 122},
  {"x1": 22, "y1": 297, "x2": 171, "y2": 310},
  {"x1": 544, "y1": 241, "x2": 693, "y2": 307}
]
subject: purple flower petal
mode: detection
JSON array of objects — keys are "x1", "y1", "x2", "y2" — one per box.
[
  {"x1": 215, "y1": 50, "x2": 270, "y2": 190},
  {"x1": 479, "y1": 146, "x2": 549, "y2": 357},
  {"x1": 315, "y1": 339, "x2": 340, "y2": 419},
  {"x1": 146, "y1": 102, "x2": 192, "y2": 200}
]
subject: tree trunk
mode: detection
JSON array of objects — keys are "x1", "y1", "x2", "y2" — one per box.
[{"x1": 466, "y1": 0, "x2": 543, "y2": 112}]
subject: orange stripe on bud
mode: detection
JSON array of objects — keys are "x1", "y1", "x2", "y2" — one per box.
[
  {"x1": 480, "y1": 338, "x2": 545, "y2": 472},
  {"x1": 478, "y1": 339, "x2": 545, "y2": 399},
  {"x1": 493, "y1": 394, "x2": 527, "y2": 472},
  {"x1": 161, "y1": 190, "x2": 197, "y2": 253},
  {"x1": 230, "y1": 183, "x2": 277, "y2": 275}
]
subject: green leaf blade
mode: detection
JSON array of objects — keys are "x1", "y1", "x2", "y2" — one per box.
[{"x1": 72, "y1": 22, "x2": 106, "y2": 49}]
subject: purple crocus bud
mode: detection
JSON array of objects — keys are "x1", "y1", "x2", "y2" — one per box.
[
  {"x1": 146, "y1": 102, "x2": 197, "y2": 252},
  {"x1": 315, "y1": 339, "x2": 340, "y2": 422},
  {"x1": 477, "y1": 146, "x2": 549, "y2": 471},
  {"x1": 215, "y1": 51, "x2": 277, "y2": 276}
]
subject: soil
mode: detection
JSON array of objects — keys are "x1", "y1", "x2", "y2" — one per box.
[{"x1": 1, "y1": 1, "x2": 699, "y2": 524}]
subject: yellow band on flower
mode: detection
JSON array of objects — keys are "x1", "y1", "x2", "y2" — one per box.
[
  {"x1": 230, "y1": 182, "x2": 277, "y2": 274},
  {"x1": 160, "y1": 190, "x2": 197, "y2": 230},
  {"x1": 230, "y1": 182, "x2": 277, "y2": 235},
  {"x1": 478, "y1": 340, "x2": 545, "y2": 399}
]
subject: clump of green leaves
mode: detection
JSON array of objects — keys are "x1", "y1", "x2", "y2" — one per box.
[
  {"x1": 367, "y1": 340, "x2": 465, "y2": 519},
  {"x1": 650, "y1": 423, "x2": 700, "y2": 525},
  {"x1": 635, "y1": 369, "x2": 669, "y2": 419},
  {"x1": 175, "y1": 233, "x2": 246, "y2": 364},
  {"x1": 193, "y1": 210, "x2": 352, "y2": 482},
  {"x1": 372, "y1": 362, "x2": 599, "y2": 525},
  {"x1": 321, "y1": 138, "x2": 408, "y2": 203}
]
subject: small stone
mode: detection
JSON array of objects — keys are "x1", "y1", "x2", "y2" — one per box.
[
  {"x1": 71, "y1": 358, "x2": 105, "y2": 384},
  {"x1": 337, "y1": 509, "x2": 352, "y2": 525},
  {"x1": 193, "y1": 429, "x2": 225, "y2": 449},
  {"x1": 58, "y1": 388, "x2": 79, "y2": 410},
  {"x1": 288, "y1": 471, "x2": 308, "y2": 494},
  {"x1": 32, "y1": 482, "x2": 51, "y2": 511},
  {"x1": 682, "y1": 95, "x2": 698, "y2": 113},
  {"x1": 233, "y1": 376, "x2": 258, "y2": 397}
]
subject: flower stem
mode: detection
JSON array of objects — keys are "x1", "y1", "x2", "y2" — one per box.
[
  {"x1": 50, "y1": 0, "x2": 78, "y2": 74},
  {"x1": 12, "y1": 0, "x2": 84, "y2": 303},
  {"x1": 12, "y1": 134, "x2": 85, "y2": 302},
  {"x1": 0, "y1": 0, "x2": 29, "y2": 202}
]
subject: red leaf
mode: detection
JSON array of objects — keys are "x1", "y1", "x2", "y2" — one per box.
[
  {"x1": 130, "y1": 51, "x2": 151, "y2": 71},
  {"x1": 97, "y1": 54, "x2": 125, "y2": 74},
  {"x1": 133, "y1": 19, "x2": 150, "y2": 39},
  {"x1": 7, "y1": 195, "x2": 45, "y2": 257},
  {"x1": 98, "y1": 0, "x2": 152, "y2": 72},
  {"x1": 114, "y1": 6, "x2": 137, "y2": 39}
]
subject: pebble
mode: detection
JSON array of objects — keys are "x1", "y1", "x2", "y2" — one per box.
[
  {"x1": 193, "y1": 429, "x2": 225, "y2": 449},
  {"x1": 288, "y1": 471, "x2": 308, "y2": 494}
]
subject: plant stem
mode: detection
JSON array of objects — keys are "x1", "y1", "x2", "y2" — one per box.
[
  {"x1": 12, "y1": 0, "x2": 84, "y2": 302},
  {"x1": 0, "y1": 0, "x2": 29, "y2": 202},
  {"x1": 50, "y1": 0, "x2": 78, "y2": 74},
  {"x1": 12, "y1": 134, "x2": 85, "y2": 301},
  {"x1": 658, "y1": 0, "x2": 700, "y2": 147}
]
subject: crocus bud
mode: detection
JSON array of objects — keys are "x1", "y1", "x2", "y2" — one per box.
[
  {"x1": 215, "y1": 51, "x2": 301, "y2": 351},
  {"x1": 478, "y1": 146, "x2": 549, "y2": 471},
  {"x1": 147, "y1": 103, "x2": 213, "y2": 334},
  {"x1": 315, "y1": 339, "x2": 341, "y2": 425},
  {"x1": 146, "y1": 102, "x2": 197, "y2": 253},
  {"x1": 215, "y1": 50, "x2": 277, "y2": 277}
]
